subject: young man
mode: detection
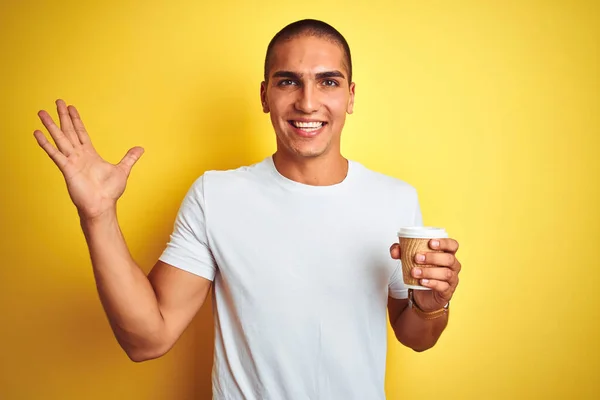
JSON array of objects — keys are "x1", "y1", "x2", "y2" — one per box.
[{"x1": 34, "y1": 19, "x2": 461, "y2": 400}]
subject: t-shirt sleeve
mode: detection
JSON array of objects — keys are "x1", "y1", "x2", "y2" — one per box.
[
  {"x1": 388, "y1": 192, "x2": 423, "y2": 299},
  {"x1": 388, "y1": 265, "x2": 408, "y2": 299},
  {"x1": 159, "y1": 175, "x2": 217, "y2": 281}
]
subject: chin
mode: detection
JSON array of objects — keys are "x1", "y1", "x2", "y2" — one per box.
[
  {"x1": 289, "y1": 141, "x2": 332, "y2": 158},
  {"x1": 294, "y1": 149, "x2": 327, "y2": 158},
  {"x1": 275, "y1": 127, "x2": 337, "y2": 159}
]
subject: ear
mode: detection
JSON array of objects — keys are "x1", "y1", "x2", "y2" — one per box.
[
  {"x1": 346, "y1": 82, "x2": 356, "y2": 114},
  {"x1": 260, "y1": 81, "x2": 270, "y2": 113}
]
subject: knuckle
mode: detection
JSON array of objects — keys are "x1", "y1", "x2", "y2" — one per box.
[
  {"x1": 428, "y1": 253, "x2": 438, "y2": 266},
  {"x1": 446, "y1": 269, "x2": 453, "y2": 280},
  {"x1": 447, "y1": 254, "x2": 455, "y2": 266}
]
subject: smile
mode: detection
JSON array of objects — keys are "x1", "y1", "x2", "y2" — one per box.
[{"x1": 288, "y1": 120, "x2": 327, "y2": 136}]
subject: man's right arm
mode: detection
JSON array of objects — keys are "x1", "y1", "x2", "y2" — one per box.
[
  {"x1": 81, "y1": 208, "x2": 212, "y2": 362},
  {"x1": 34, "y1": 99, "x2": 211, "y2": 362}
]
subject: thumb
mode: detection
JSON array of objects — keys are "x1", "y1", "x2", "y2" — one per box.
[
  {"x1": 118, "y1": 146, "x2": 145, "y2": 175},
  {"x1": 389, "y1": 243, "x2": 401, "y2": 260}
]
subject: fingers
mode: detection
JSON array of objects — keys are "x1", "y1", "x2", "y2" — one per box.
[
  {"x1": 412, "y1": 247, "x2": 461, "y2": 296},
  {"x1": 67, "y1": 105, "x2": 91, "y2": 144},
  {"x1": 399, "y1": 239, "x2": 461, "y2": 299},
  {"x1": 56, "y1": 99, "x2": 80, "y2": 146},
  {"x1": 392, "y1": 238, "x2": 459, "y2": 260},
  {"x1": 429, "y1": 238, "x2": 459, "y2": 254},
  {"x1": 33, "y1": 130, "x2": 68, "y2": 169},
  {"x1": 412, "y1": 267, "x2": 458, "y2": 293},
  {"x1": 38, "y1": 109, "x2": 74, "y2": 156},
  {"x1": 414, "y1": 251, "x2": 456, "y2": 269},
  {"x1": 117, "y1": 146, "x2": 145, "y2": 176},
  {"x1": 417, "y1": 278, "x2": 453, "y2": 293},
  {"x1": 412, "y1": 265, "x2": 457, "y2": 283}
]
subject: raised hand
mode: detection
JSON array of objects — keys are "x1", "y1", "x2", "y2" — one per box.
[{"x1": 34, "y1": 99, "x2": 144, "y2": 221}]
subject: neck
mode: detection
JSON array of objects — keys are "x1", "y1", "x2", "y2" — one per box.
[{"x1": 272, "y1": 151, "x2": 348, "y2": 186}]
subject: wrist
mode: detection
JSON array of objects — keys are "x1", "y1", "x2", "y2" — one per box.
[
  {"x1": 79, "y1": 207, "x2": 118, "y2": 232},
  {"x1": 408, "y1": 289, "x2": 449, "y2": 320}
]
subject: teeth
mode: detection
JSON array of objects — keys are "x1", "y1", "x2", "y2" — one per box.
[{"x1": 292, "y1": 121, "x2": 324, "y2": 128}]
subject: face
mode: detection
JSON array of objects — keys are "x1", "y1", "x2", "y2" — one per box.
[{"x1": 260, "y1": 35, "x2": 355, "y2": 160}]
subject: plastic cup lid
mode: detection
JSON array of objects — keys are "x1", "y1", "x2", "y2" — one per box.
[{"x1": 397, "y1": 226, "x2": 448, "y2": 239}]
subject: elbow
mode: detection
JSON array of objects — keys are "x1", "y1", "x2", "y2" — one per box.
[
  {"x1": 122, "y1": 338, "x2": 173, "y2": 363},
  {"x1": 411, "y1": 345, "x2": 433, "y2": 353},
  {"x1": 126, "y1": 349, "x2": 161, "y2": 363},
  {"x1": 409, "y1": 338, "x2": 439, "y2": 353},
  {"x1": 395, "y1": 333, "x2": 437, "y2": 353},
  {"x1": 126, "y1": 345, "x2": 169, "y2": 363},
  {"x1": 126, "y1": 351, "x2": 147, "y2": 363}
]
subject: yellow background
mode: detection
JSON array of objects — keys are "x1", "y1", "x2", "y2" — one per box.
[{"x1": 1, "y1": 0, "x2": 598, "y2": 399}]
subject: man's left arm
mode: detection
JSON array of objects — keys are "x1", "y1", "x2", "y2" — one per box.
[{"x1": 387, "y1": 238, "x2": 461, "y2": 352}]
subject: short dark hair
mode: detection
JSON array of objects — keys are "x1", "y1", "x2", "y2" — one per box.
[{"x1": 264, "y1": 19, "x2": 352, "y2": 84}]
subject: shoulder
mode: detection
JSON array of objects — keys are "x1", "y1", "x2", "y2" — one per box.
[
  {"x1": 188, "y1": 158, "x2": 271, "y2": 197},
  {"x1": 348, "y1": 160, "x2": 421, "y2": 224},
  {"x1": 350, "y1": 160, "x2": 419, "y2": 198}
]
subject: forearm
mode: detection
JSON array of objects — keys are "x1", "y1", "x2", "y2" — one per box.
[
  {"x1": 392, "y1": 303, "x2": 448, "y2": 352},
  {"x1": 80, "y1": 208, "x2": 167, "y2": 361}
]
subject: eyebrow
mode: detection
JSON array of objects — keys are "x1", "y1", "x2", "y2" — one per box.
[{"x1": 272, "y1": 70, "x2": 347, "y2": 80}]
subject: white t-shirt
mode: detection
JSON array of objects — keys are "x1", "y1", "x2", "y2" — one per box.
[{"x1": 160, "y1": 156, "x2": 422, "y2": 400}]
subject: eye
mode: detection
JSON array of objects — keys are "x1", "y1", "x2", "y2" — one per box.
[
  {"x1": 321, "y1": 79, "x2": 339, "y2": 87},
  {"x1": 278, "y1": 79, "x2": 298, "y2": 86}
]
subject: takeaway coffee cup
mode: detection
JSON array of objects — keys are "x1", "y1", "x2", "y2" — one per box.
[{"x1": 397, "y1": 227, "x2": 448, "y2": 290}]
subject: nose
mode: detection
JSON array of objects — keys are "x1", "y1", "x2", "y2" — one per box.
[{"x1": 294, "y1": 84, "x2": 320, "y2": 113}]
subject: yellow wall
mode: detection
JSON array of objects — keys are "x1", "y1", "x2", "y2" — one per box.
[{"x1": 1, "y1": 0, "x2": 598, "y2": 399}]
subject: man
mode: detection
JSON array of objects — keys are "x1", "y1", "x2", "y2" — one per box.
[{"x1": 34, "y1": 19, "x2": 461, "y2": 400}]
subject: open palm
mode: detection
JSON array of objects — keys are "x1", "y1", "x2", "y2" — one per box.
[{"x1": 34, "y1": 100, "x2": 144, "y2": 220}]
